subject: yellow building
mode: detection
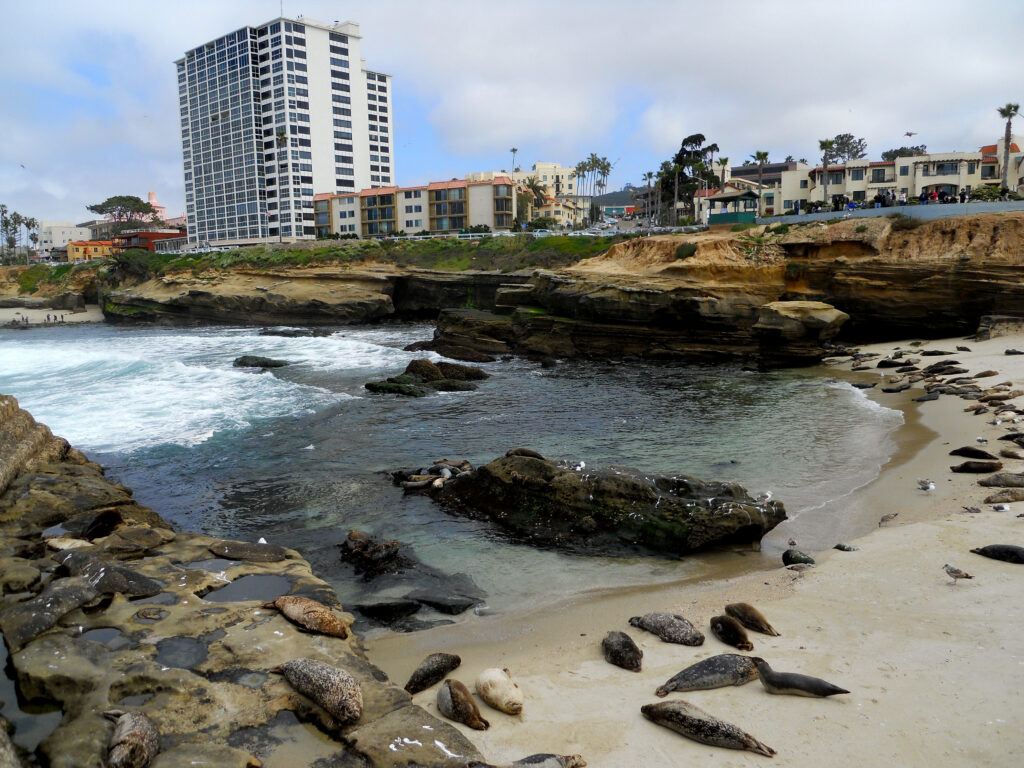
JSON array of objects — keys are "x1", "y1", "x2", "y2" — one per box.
[{"x1": 67, "y1": 241, "x2": 114, "y2": 261}]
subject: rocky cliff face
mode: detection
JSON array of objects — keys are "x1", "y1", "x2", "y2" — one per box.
[{"x1": 0, "y1": 395, "x2": 482, "y2": 768}]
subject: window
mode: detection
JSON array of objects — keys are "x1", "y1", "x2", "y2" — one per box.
[
  {"x1": 850, "y1": 169, "x2": 864, "y2": 181},
  {"x1": 968, "y1": 162, "x2": 977, "y2": 174},
  {"x1": 852, "y1": 191, "x2": 866, "y2": 201},
  {"x1": 870, "y1": 168, "x2": 887, "y2": 183},
  {"x1": 800, "y1": 179, "x2": 808, "y2": 188}
]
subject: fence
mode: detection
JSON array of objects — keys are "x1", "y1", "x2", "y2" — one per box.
[{"x1": 756, "y1": 199, "x2": 1024, "y2": 226}]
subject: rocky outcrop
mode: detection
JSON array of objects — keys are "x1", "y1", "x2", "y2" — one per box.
[
  {"x1": 0, "y1": 394, "x2": 482, "y2": 767},
  {"x1": 429, "y1": 453, "x2": 786, "y2": 555},
  {"x1": 365, "y1": 358, "x2": 489, "y2": 397}
]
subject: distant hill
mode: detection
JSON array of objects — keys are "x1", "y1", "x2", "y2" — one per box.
[{"x1": 594, "y1": 189, "x2": 635, "y2": 206}]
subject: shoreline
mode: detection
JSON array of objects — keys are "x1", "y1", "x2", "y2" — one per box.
[
  {"x1": 0, "y1": 304, "x2": 105, "y2": 327},
  {"x1": 367, "y1": 334, "x2": 1024, "y2": 767}
]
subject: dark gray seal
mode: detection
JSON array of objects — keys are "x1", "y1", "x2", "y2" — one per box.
[
  {"x1": 209, "y1": 539, "x2": 288, "y2": 562},
  {"x1": 103, "y1": 710, "x2": 160, "y2": 768},
  {"x1": 640, "y1": 701, "x2": 775, "y2": 757},
  {"x1": 405, "y1": 652, "x2": 462, "y2": 694},
  {"x1": 506, "y1": 447, "x2": 547, "y2": 460},
  {"x1": 655, "y1": 654, "x2": 760, "y2": 696},
  {"x1": 601, "y1": 631, "x2": 642, "y2": 672},
  {"x1": 628, "y1": 612, "x2": 704, "y2": 646},
  {"x1": 724, "y1": 603, "x2": 779, "y2": 636},
  {"x1": 437, "y1": 679, "x2": 489, "y2": 730},
  {"x1": 754, "y1": 659, "x2": 849, "y2": 697},
  {"x1": 970, "y1": 544, "x2": 1024, "y2": 564},
  {"x1": 468, "y1": 756, "x2": 587, "y2": 768},
  {"x1": 709, "y1": 615, "x2": 753, "y2": 651},
  {"x1": 272, "y1": 658, "x2": 363, "y2": 724}
]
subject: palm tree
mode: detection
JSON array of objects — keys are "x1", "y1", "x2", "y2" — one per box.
[
  {"x1": 510, "y1": 147, "x2": 518, "y2": 174},
  {"x1": 998, "y1": 103, "x2": 1020, "y2": 192},
  {"x1": 818, "y1": 139, "x2": 836, "y2": 209},
  {"x1": 717, "y1": 157, "x2": 729, "y2": 188},
  {"x1": 642, "y1": 171, "x2": 654, "y2": 226},
  {"x1": 23, "y1": 216, "x2": 38, "y2": 263},
  {"x1": 752, "y1": 151, "x2": 770, "y2": 216},
  {"x1": 524, "y1": 175, "x2": 545, "y2": 218}
]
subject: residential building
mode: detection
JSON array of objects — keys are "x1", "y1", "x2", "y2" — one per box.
[
  {"x1": 67, "y1": 241, "x2": 114, "y2": 261},
  {"x1": 37, "y1": 222, "x2": 92, "y2": 255},
  {"x1": 177, "y1": 15, "x2": 393, "y2": 247},
  {"x1": 469, "y1": 161, "x2": 590, "y2": 224},
  {"x1": 111, "y1": 230, "x2": 189, "y2": 252},
  {"x1": 75, "y1": 219, "x2": 121, "y2": 240}
]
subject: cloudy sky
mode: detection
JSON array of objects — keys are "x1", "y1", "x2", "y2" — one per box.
[{"x1": 1, "y1": 0, "x2": 1021, "y2": 222}]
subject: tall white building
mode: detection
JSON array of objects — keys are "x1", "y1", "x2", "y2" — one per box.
[{"x1": 176, "y1": 16, "x2": 393, "y2": 246}]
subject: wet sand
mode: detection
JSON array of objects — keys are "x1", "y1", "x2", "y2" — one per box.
[
  {"x1": 0, "y1": 305, "x2": 104, "y2": 326},
  {"x1": 367, "y1": 335, "x2": 1024, "y2": 767}
]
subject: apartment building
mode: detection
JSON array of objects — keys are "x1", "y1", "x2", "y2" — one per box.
[
  {"x1": 37, "y1": 222, "x2": 93, "y2": 255},
  {"x1": 177, "y1": 16, "x2": 393, "y2": 247},
  {"x1": 67, "y1": 241, "x2": 114, "y2": 261}
]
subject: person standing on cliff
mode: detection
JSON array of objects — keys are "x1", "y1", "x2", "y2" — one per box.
[{"x1": 959, "y1": 188, "x2": 967, "y2": 203}]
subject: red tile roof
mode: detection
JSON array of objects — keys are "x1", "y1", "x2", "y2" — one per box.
[
  {"x1": 69, "y1": 240, "x2": 112, "y2": 246},
  {"x1": 359, "y1": 186, "x2": 399, "y2": 197},
  {"x1": 869, "y1": 161, "x2": 895, "y2": 166},
  {"x1": 980, "y1": 144, "x2": 997, "y2": 155},
  {"x1": 428, "y1": 180, "x2": 468, "y2": 190}
]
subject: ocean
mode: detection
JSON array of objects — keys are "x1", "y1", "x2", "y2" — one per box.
[{"x1": 0, "y1": 321, "x2": 902, "y2": 623}]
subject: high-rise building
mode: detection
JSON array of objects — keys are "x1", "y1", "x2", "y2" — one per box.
[{"x1": 176, "y1": 16, "x2": 393, "y2": 247}]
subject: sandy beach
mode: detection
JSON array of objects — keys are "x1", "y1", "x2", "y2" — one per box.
[
  {"x1": 0, "y1": 304, "x2": 104, "y2": 327},
  {"x1": 368, "y1": 334, "x2": 1024, "y2": 767}
]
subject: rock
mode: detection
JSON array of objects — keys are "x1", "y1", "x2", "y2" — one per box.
[
  {"x1": 232, "y1": 355, "x2": 290, "y2": 368},
  {"x1": 0, "y1": 576, "x2": 99, "y2": 649},
  {"x1": 404, "y1": 358, "x2": 444, "y2": 381},
  {"x1": 782, "y1": 549, "x2": 815, "y2": 566},
  {"x1": 435, "y1": 362, "x2": 489, "y2": 381},
  {"x1": 951, "y1": 460, "x2": 1003, "y2": 474},
  {"x1": 354, "y1": 599, "x2": 422, "y2": 624},
  {"x1": 364, "y1": 380, "x2": 427, "y2": 397},
  {"x1": 978, "y1": 473, "x2": 1024, "y2": 488},
  {"x1": 433, "y1": 454, "x2": 787, "y2": 555},
  {"x1": 50, "y1": 292, "x2": 87, "y2": 311},
  {"x1": 983, "y1": 488, "x2": 1024, "y2": 504},
  {"x1": 56, "y1": 550, "x2": 163, "y2": 597},
  {"x1": 364, "y1": 358, "x2": 482, "y2": 397},
  {"x1": 208, "y1": 539, "x2": 288, "y2": 562},
  {"x1": 258, "y1": 327, "x2": 332, "y2": 337},
  {"x1": 405, "y1": 340, "x2": 496, "y2": 363},
  {"x1": 403, "y1": 588, "x2": 482, "y2": 615},
  {"x1": 338, "y1": 530, "x2": 414, "y2": 578}
]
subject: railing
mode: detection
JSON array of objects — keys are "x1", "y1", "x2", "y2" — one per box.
[{"x1": 757, "y1": 199, "x2": 1024, "y2": 226}]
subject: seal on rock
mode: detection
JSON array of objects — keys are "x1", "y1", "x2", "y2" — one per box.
[
  {"x1": 709, "y1": 615, "x2": 754, "y2": 651},
  {"x1": 404, "y1": 652, "x2": 462, "y2": 694},
  {"x1": 209, "y1": 538, "x2": 288, "y2": 562},
  {"x1": 103, "y1": 710, "x2": 160, "y2": 768},
  {"x1": 970, "y1": 544, "x2": 1024, "y2": 563},
  {"x1": 601, "y1": 631, "x2": 642, "y2": 672},
  {"x1": 628, "y1": 612, "x2": 704, "y2": 646},
  {"x1": 272, "y1": 658, "x2": 363, "y2": 724},
  {"x1": 754, "y1": 658, "x2": 849, "y2": 697},
  {"x1": 468, "y1": 755, "x2": 587, "y2": 768},
  {"x1": 640, "y1": 701, "x2": 776, "y2": 757},
  {"x1": 263, "y1": 595, "x2": 351, "y2": 639},
  {"x1": 506, "y1": 447, "x2": 547, "y2": 460},
  {"x1": 655, "y1": 654, "x2": 760, "y2": 696},
  {"x1": 437, "y1": 679, "x2": 490, "y2": 730},
  {"x1": 724, "y1": 603, "x2": 779, "y2": 636},
  {"x1": 475, "y1": 667, "x2": 524, "y2": 715}
]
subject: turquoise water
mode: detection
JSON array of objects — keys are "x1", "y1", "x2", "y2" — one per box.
[{"x1": 0, "y1": 322, "x2": 902, "y2": 615}]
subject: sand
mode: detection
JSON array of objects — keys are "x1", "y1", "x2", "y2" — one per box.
[
  {"x1": 0, "y1": 304, "x2": 104, "y2": 326},
  {"x1": 367, "y1": 334, "x2": 1024, "y2": 767}
]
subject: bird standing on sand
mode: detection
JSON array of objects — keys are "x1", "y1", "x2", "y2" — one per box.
[
  {"x1": 961, "y1": 506, "x2": 982, "y2": 514},
  {"x1": 943, "y1": 564, "x2": 973, "y2": 585},
  {"x1": 976, "y1": 436, "x2": 988, "y2": 444},
  {"x1": 917, "y1": 479, "x2": 935, "y2": 491},
  {"x1": 992, "y1": 504, "x2": 1011, "y2": 512},
  {"x1": 878, "y1": 512, "x2": 898, "y2": 527}
]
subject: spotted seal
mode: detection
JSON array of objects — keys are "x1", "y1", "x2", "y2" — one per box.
[
  {"x1": 103, "y1": 710, "x2": 160, "y2": 768},
  {"x1": 467, "y1": 755, "x2": 586, "y2": 768},
  {"x1": 641, "y1": 701, "x2": 776, "y2": 757},
  {"x1": 263, "y1": 595, "x2": 351, "y2": 639},
  {"x1": 709, "y1": 615, "x2": 754, "y2": 651},
  {"x1": 754, "y1": 658, "x2": 849, "y2": 697},
  {"x1": 405, "y1": 652, "x2": 462, "y2": 694},
  {"x1": 272, "y1": 658, "x2": 363, "y2": 724},
  {"x1": 655, "y1": 654, "x2": 760, "y2": 696},
  {"x1": 601, "y1": 631, "x2": 642, "y2": 672},
  {"x1": 437, "y1": 679, "x2": 489, "y2": 730},
  {"x1": 724, "y1": 603, "x2": 779, "y2": 636},
  {"x1": 628, "y1": 612, "x2": 704, "y2": 646},
  {"x1": 475, "y1": 667, "x2": 524, "y2": 715}
]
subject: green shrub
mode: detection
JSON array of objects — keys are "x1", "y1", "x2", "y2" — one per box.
[
  {"x1": 784, "y1": 261, "x2": 808, "y2": 281},
  {"x1": 16, "y1": 264, "x2": 50, "y2": 293},
  {"x1": 730, "y1": 223, "x2": 758, "y2": 232},
  {"x1": 675, "y1": 243, "x2": 697, "y2": 260},
  {"x1": 887, "y1": 213, "x2": 924, "y2": 231},
  {"x1": 855, "y1": 225, "x2": 868, "y2": 233},
  {"x1": 768, "y1": 224, "x2": 790, "y2": 235}
]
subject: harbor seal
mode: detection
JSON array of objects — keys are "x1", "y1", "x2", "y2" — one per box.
[
  {"x1": 272, "y1": 658, "x2": 363, "y2": 724},
  {"x1": 709, "y1": 615, "x2": 754, "y2": 651},
  {"x1": 970, "y1": 544, "x2": 1024, "y2": 564},
  {"x1": 103, "y1": 710, "x2": 160, "y2": 768},
  {"x1": 475, "y1": 667, "x2": 524, "y2": 715},
  {"x1": 628, "y1": 612, "x2": 704, "y2": 646},
  {"x1": 601, "y1": 631, "x2": 643, "y2": 672},
  {"x1": 724, "y1": 603, "x2": 779, "y2": 636},
  {"x1": 405, "y1": 652, "x2": 462, "y2": 694},
  {"x1": 506, "y1": 447, "x2": 547, "y2": 460},
  {"x1": 437, "y1": 679, "x2": 490, "y2": 730},
  {"x1": 640, "y1": 701, "x2": 775, "y2": 757},
  {"x1": 263, "y1": 595, "x2": 351, "y2": 639},
  {"x1": 208, "y1": 538, "x2": 287, "y2": 562},
  {"x1": 754, "y1": 659, "x2": 849, "y2": 697},
  {"x1": 467, "y1": 755, "x2": 586, "y2": 768},
  {"x1": 655, "y1": 654, "x2": 760, "y2": 696}
]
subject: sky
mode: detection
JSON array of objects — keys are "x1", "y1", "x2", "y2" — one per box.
[{"x1": 1, "y1": 0, "x2": 1022, "y2": 223}]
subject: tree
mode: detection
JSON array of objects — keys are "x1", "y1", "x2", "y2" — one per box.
[
  {"x1": 752, "y1": 151, "x2": 770, "y2": 216},
  {"x1": 998, "y1": 102, "x2": 1020, "y2": 191},
  {"x1": 665, "y1": 133, "x2": 720, "y2": 218},
  {"x1": 717, "y1": 157, "x2": 729, "y2": 188},
  {"x1": 642, "y1": 171, "x2": 654, "y2": 224},
  {"x1": 86, "y1": 195, "x2": 156, "y2": 223},
  {"x1": 510, "y1": 147, "x2": 518, "y2": 174},
  {"x1": 784, "y1": 155, "x2": 795, "y2": 163},
  {"x1": 881, "y1": 145, "x2": 927, "y2": 162},
  {"x1": 829, "y1": 133, "x2": 868, "y2": 163},
  {"x1": 819, "y1": 139, "x2": 836, "y2": 208},
  {"x1": 524, "y1": 175, "x2": 546, "y2": 212}
]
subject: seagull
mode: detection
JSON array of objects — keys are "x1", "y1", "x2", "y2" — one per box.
[
  {"x1": 878, "y1": 512, "x2": 899, "y2": 527},
  {"x1": 917, "y1": 479, "x2": 935, "y2": 491},
  {"x1": 943, "y1": 563, "x2": 973, "y2": 585},
  {"x1": 573, "y1": 461, "x2": 585, "y2": 471},
  {"x1": 905, "y1": 131, "x2": 917, "y2": 137},
  {"x1": 992, "y1": 504, "x2": 1011, "y2": 512},
  {"x1": 257, "y1": 537, "x2": 268, "y2": 544},
  {"x1": 787, "y1": 537, "x2": 798, "y2": 547},
  {"x1": 961, "y1": 505, "x2": 982, "y2": 514}
]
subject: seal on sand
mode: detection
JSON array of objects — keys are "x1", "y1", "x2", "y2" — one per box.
[
  {"x1": 404, "y1": 652, "x2": 462, "y2": 694},
  {"x1": 628, "y1": 612, "x2": 704, "y2": 646},
  {"x1": 724, "y1": 603, "x2": 779, "y2": 636},
  {"x1": 263, "y1": 595, "x2": 351, "y2": 639},
  {"x1": 467, "y1": 755, "x2": 587, "y2": 768},
  {"x1": 640, "y1": 701, "x2": 776, "y2": 757},
  {"x1": 601, "y1": 631, "x2": 642, "y2": 672},
  {"x1": 437, "y1": 679, "x2": 489, "y2": 730},
  {"x1": 970, "y1": 544, "x2": 1024, "y2": 564},
  {"x1": 655, "y1": 654, "x2": 760, "y2": 696},
  {"x1": 475, "y1": 667, "x2": 524, "y2": 715},
  {"x1": 272, "y1": 658, "x2": 363, "y2": 724},
  {"x1": 103, "y1": 710, "x2": 160, "y2": 768},
  {"x1": 754, "y1": 659, "x2": 849, "y2": 697},
  {"x1": 709, "y1": 615, "x2": 754, "y2": 651}
]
